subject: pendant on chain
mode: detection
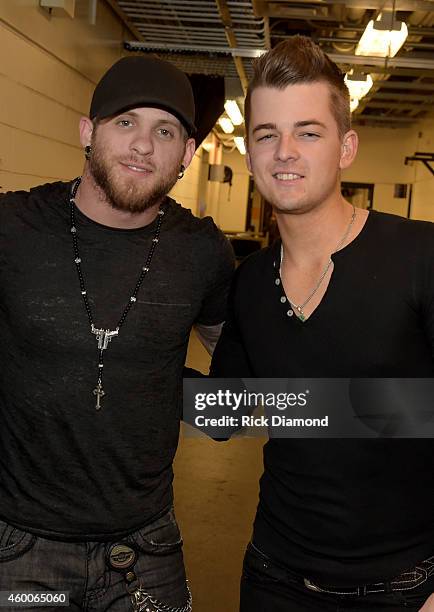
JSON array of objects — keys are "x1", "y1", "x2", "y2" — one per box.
[
  {"x1": 69, "y1": 178, "x2": 166, "y2": 410},
  {"x1": 91, "y1": 325, "x2": 119, "y2": 350},
  {"x1": 280, "y1": 205, "x2": 356, "y2": 323},
  {"x1": 296, "y1": 309, "x2": 306, "y2": 322},
  {"x1": 93, "y1": 382, "x2": 105, "y2": 410}
]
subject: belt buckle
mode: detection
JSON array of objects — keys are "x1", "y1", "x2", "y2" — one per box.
[
  {"x1": 304, "y1": 578, "x2": 323, "y2": 593},
  {"x1": 107, "y1": 542, "x2": 138, "y2": 572},
  {"x1": 303, "y1": 578, "x2": 359, "y2": 596}
]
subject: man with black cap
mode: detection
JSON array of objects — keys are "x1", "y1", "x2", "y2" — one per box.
[{"x1": 0, "y1": 56, "x2": 233, "y2": 611}]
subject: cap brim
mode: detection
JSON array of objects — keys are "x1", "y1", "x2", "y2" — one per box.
[{"x1": 93, "y1": 98, "x2": 196, "y2": 136}]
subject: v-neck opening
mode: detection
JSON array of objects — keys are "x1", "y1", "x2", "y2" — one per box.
[
  {"x1": 273, "y1": 210, "x2": 373, "y2": 324},
  {"x1": 273, "y1": 259, "x2": 335, "y2": 325}
]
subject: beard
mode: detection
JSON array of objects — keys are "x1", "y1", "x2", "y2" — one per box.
[{"x1": 88, "y1": 137, "x2": 183, "y2": 214}]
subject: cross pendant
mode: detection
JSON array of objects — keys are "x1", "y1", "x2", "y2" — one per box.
[
  {"x1": 93, "y1": 383, "x2": 105, "y2": 410},
  {"x1": 91, "y1": 325, "x2": 119, "y2": 350}
]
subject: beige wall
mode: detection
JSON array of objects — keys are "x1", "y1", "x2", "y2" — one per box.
[
  {"x1": 216, "y1": 149, "x2": 250, "y2": 232},
  {"x1": 169, "y1": 148, "x2": 203, "y2": 215},
  {"x1": 410, "y1": 120, "x2": 434, "y2": 222},
  {"x1": 0, "y1": 0, "x2": 126, "y2": 192},
  {"x1": 171, "y1": 139, "x2": 251, "y2": 230},
  {"x1": 343, "y1": 125, "x2": 417, "y2": 218},
  {"x1": 371, "y1": 184, "x2": 408, "y2": 217},
  {"x1": 342, "y1": 123, "x2": 434, "y2": 222}
]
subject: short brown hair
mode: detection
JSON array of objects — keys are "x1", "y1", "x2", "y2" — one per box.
[{"x1": 245, "y1": 36, "x2": 350, "y2": 139}]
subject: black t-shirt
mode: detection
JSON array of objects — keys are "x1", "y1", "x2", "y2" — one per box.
[
  {"x1": 211, "y1": 210, "x2": 434, "y2": 585},
  {"x1": 0, "y1": 180, "x2": 234, "y2": 540}
]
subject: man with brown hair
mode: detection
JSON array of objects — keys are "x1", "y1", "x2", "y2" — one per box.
[{"x1": 211, "y1": 36, "x2": 434, "y2": 611}]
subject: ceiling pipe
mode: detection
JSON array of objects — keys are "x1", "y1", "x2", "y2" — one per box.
[
  {"x1": 216, "y1": 0, "x2": 249, "y2": 93},
  {"x1": 330, "y1": 6, "x2": 365, "y2": 51}
]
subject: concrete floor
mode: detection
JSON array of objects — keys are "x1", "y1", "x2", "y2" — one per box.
[{"x1": 173, "y1": 331, "x2": 264, "y2": 611}]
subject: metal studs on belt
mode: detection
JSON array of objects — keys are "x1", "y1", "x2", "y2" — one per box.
[{"x1": 107, "y1": 543, "x2": 138, "y2": 571}]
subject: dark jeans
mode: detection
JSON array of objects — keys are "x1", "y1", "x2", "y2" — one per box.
[
  {"x1": 0, "y1": 507, "x2": 191, "y2": 611},
  {"x1": 240, "y1": 542, "x2": 434, "y2": 611}
]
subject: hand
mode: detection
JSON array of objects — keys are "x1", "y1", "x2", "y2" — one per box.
[{"x1": 419, "y1": 593, "x2": 434, "y2": 611}]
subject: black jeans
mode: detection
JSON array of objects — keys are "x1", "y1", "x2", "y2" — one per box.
[
  {"x1": 0, "y1": 507, "x2": 191, "y2": 611},
  {"x1": 240, "y1": 542, "x2": 434, "y2": 611}
]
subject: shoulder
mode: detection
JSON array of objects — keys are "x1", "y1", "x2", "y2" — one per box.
[
  {"x1": 0, "y1": 186, "x2": 33, "y2": 214},
  {"x1": 367, "y1": 211, "x2": 434, "y2": 265},
  {"x1": 369, "y1": 210, "x2": 434, "y2": 241},
  {"x1": 226, "y1": 243, "x2": 277, "y2": 302},
  {"x1": 166, "y1": 198, "x2": 234, "y2": 260},
  {"x1": 0, "y1": 181, "x2": 71, "y2": 217},
  {"x1": 166, "y1": 198, "x2": 224, "y2": 238},
  {"x1": 237, "y1": 243, "x2": 276, "y2": 280}
]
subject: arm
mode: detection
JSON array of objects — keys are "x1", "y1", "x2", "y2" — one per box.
[
  {"x1": 425, "y1": 230, "x2": 434, "y2": 364},
  {"x1": 184, "y1": 268, "x2": 254, "y2": 439},
  {"x1": 194, "y1": 228, "x2": 234, "y2": 332},
  {"x1": 418, "y1": 221, "x2": 434, "y2": 364},
  {"x1": 210, "y1": 264, "x2": 254, "y2": 378},
  {"x1": 404, "y1": 226, "x2": 434, "y2": 612},
  {"x1": 210, "y1": 315, "x2": 254, "y2": 378},
  {"x1": 182, "y1": 323, "x2": 222, "y2": 377},
  {"x1": 194, "y1": 322, "x2": 223, "y2": 356}
]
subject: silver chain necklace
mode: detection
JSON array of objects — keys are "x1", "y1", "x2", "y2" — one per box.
[
  {"x1": 280, "y1": 205, "x2": 356, "y2": 322},
  {"x1": 69, "y1": 178, "x2": 166, "y2": 410}
]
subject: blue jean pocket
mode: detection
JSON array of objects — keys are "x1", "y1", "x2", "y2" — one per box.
[
  {"x1": 0, "y1": 518, "x2": 36, "y2": 562},
  {"x1": 132, "y1": 508, "x2": 183, "y2": 556}
]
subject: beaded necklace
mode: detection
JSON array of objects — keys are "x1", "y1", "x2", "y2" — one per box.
[{"x1": 69, "y1": 178, "x2": 166, "y2": 409}]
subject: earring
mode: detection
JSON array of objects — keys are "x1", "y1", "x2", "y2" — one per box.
[
  {"x1": 84, "y1": 145, "x2": 92, "y2": 160},
  {"x1": 178, "y1": 164, "x2": 185, "y2": 179}
]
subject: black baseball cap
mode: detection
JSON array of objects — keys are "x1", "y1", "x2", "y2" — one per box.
[{"x1": 89, "y1": 55, "x2": 196, "y2": 136}]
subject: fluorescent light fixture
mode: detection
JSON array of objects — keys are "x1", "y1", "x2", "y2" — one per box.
[
  {"x1": 234, "y1": 137, "x2": 246, "y2": 155},
  {"x1": 201, "y1": 140, "x2": 214, "y2": 153},
  {"x1": 218, "y1": 117, "x2": 234, "y2": 134},
  {"x1": 355, "y1": 13, "x2": 408, "y2": 58},
  {"x1": 350, "y1": 98, "x2": 359, "y2": 113},
  {"x1": 344, "y1": 72, "x2": 373, "y2": 99},
  {"x1": 224, "y1": 100, "x2": 244, "y2": 126}
]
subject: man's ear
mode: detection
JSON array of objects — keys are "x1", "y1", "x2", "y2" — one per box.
[
  {"x1": 182, "y1": 138, "x2": 196, "y2": 170},
  {"x1": 246, "y1": 147, "x2": 252, "y2": 173},
  {"x1": 79, "y1": 117, "x2": 94, "y2": 149},
  {"x1": 340, "y1": 130, "x2": 358, "y2": 170}
]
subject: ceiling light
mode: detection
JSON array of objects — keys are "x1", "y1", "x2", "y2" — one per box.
[
  {"x1": 355, "y1": 13, "x2": 408, "y2": 58},
  {"x1": 218, "y1": 117, "x2": 234, "y2": 134},
  {"x1": 201, "y1": 140, "x2": 214, "y2": 153},
  {"x1": 350, "y1": 98, "x2": 359, "y2": 113},
  {"x1": 234, "y1": 137, "x2": 246, "y2": 155},
  {"x1": 344, "y1": 72, "x2": 373, "y2": 99},
  {"x1": 224, "y1": 100, "x2": 244, "y2": 126}
]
